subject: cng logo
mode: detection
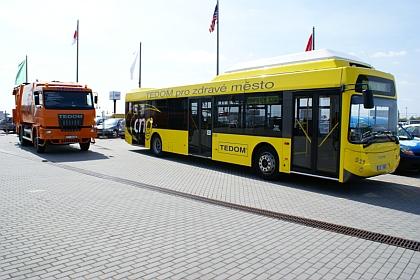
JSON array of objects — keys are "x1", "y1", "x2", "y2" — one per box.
[{"x1": 218, "y1": 142, "x2": 248, "y2": 157}]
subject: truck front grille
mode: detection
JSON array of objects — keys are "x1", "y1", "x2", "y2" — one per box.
[{"x1": 58, "y1": 114, "x2": 84, "y2": 132}]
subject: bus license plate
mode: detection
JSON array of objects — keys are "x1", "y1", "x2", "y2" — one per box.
[
  {"x1": 65, "y1": 135, "x2": 78, "y2": 139},
  {"x1": 376, "y1": 164, "x2": 387, "y2": 171}
]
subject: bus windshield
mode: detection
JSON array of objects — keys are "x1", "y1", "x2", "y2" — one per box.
[
  {"x1": 349, "y1": 95, "x2": 398, "y2": 146},
  {"x1": 44, "y1": 91, "x2": 94, "y2": 110}
]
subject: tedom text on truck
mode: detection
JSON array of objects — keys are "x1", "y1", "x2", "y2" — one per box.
[{"x1": 12, "y1": 81, "x2": 98, "y2": 153}]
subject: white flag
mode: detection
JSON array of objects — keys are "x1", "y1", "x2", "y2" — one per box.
[{"x1": 130, "y1": 51, "x2": 138, "y2": 80}]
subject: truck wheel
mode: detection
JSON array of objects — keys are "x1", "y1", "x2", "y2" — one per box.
[
  {"x1": 35, "y1": 137, "x2": 45, "y2": 153},
  {"x1": 79, "y1": 142, "x2": 90, "y2": 151},
  {"x1": 19, "y1": 127, "x2": 29, "y2": 146},
  {"x1": 151, "y1": 134, "x2": 164, "y2": 157},
  {"x1": 253, "y1": 145, "x2": 279, "y2": 180}
]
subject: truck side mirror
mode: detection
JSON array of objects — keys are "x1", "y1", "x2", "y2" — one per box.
[
  {"x1": 94, "y1": 95, "x2": 98, "y2": 104},
  {"x1": 34, "y1": 95, "x2": 40, "y2": 106},
  {"x1": 363, "y1": 89, "x2": 374, "y2": 109}
]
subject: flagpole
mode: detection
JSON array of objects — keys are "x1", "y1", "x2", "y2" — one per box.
[
  {"x1": 25, "y1": 55, "x2": 28, "y2": 83},
  {"x1": 312, "y1": 26, "x2": 315, "y2": 50},
  {"x1": 139, "y1": 42, "x2": 142, "y2": 88},
  {"x1": 76, "y1": 19, "x2": 79, "y2": 82},
  {"x1": 216, "y1": 0, "x2": 219, "y2": 76}
]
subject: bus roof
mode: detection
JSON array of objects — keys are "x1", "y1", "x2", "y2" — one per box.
[{"x1": 225, "y1": 49, "x2": 371, "y2": 73}]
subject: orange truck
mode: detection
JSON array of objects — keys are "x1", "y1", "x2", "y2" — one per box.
[{"x1": 12, "y1": 81, "x2": 98, "y2": 153}]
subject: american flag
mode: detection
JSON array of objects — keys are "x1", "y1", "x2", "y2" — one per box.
[{"x1": 209, "y1": 4, "x2": 218, "y2": 33}]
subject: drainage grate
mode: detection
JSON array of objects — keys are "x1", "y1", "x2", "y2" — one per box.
[{"x1": 53, "y1": 163, "x2": 420, "y2": 252}]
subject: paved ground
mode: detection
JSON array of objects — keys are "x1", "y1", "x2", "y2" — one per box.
[{"x1": 0, "y1": 132, "x2": 419, "y2": 279}]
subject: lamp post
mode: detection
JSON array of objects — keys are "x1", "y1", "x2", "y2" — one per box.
[{"x1": 406, "y1": 107, "x2": 408, "y2": 122}]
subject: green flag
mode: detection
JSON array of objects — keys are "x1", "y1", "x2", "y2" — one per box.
[{"x1": 15, "y1": 59, "x2": 27, "y2": 85}]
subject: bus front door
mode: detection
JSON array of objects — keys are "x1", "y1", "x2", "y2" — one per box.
[
  {"x1": 291, "y1": 92, "x2": 340, "y2": 179},
  {"x1": 189, "y1": 98, "x2": 212, "y2": 157}
]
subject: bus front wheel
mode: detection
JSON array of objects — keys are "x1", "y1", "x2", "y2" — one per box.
[
  {"x1": 151, "y1": 134, "x2": 164, "y2": 157},
  {"x1": 253, "y1": 146, "x2": 279, "y2": 180}
]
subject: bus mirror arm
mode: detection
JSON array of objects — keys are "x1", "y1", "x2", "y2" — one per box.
[{"x1": 362, "y1": 89, "x2": 374, "y2": 109}]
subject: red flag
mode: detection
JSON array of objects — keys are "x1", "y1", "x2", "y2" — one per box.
[
  {"x1": 209, "y1": 4, "x2": 218, "y2": 33},
  {"x1": 72, "y1": 26, "x2": 78, "y2": 45},
  {"x1": 305, "y1": 34, "x2": 313, "y2": 52}
]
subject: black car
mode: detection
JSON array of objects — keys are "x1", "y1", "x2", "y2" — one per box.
[
  {"x1": 0, "y1": 117, "x2": 16, "y2": 133},
  {"x1": 118, "y1": 119, "x2": 125, "y2": 139},
  {"x1": 96, "y1": 118, "x2": 124, "y2": 138}
]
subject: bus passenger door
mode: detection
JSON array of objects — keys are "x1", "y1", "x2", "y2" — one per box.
[
  {"x1": 189, "y1": 98, "x2": 212, "y2": 157},
  {"x1": 291, "y1": 92, "x2": 340, "y2": 179}
]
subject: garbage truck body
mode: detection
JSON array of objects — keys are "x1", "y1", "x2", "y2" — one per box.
[{"x1": 12, "y1": 81, "x2": 97, "y2": 153}]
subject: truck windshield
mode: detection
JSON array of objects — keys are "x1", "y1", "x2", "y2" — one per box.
[
  {"x1": 348, "y1": 95, "x2": 398, "y2": 146},
  {"x1": 44, "y1": 91, "x2": 94, "y2": 110}
]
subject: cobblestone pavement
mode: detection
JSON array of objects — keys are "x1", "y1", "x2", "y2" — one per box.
[{"x1": 0, "y1": 132, "x2": 419, "y2": 279}]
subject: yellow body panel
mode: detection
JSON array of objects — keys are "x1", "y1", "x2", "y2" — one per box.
[{"x1": 343, "y1": 144, "x2": 400, "y2": 178}]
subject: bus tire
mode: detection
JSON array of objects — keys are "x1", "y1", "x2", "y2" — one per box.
[
  {"x1": 253, "y1": 145, "x2": 279, "y2": 180},
  {"x1": 151, "y1": 134, "x2": 164, "y2": 157}
]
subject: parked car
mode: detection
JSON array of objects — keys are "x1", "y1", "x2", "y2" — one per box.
[
  {"x1": 96, "y1": 118, "x2": 124, "y2": 138},
  {"x1": 396, "y1": 125, "x2": 420, "y2": 171},
  {"x1": 404, "y1": 124, "x2": 419, "y2": 137},
  {"x1": 0, "y1": 117, "x2": 16, "y2": 133},
  {"x1": 118, "y1": 119, "x2": 125, "y2": 139}
]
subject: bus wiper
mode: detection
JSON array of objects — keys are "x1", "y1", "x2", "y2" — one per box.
[
  {"x1": 372, "y1": 131, "x2": 399, "y2": 144},
  {"x1": 363, "y1": 136, "x2": 378, "y2": 148}
]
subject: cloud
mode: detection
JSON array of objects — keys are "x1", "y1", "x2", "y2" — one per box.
[
  {"x1": 372, "y1": 51, "x2": 407, "y2": 57},
  {"x1": 398, "y1": 80, "x2": 414, "y2": 86},
  {"x1": 165, "y1": 50, "x2": 227, "y2": 64},
  {"x1": 166, "y1": 50, "x2": 216, "y2": 64}
]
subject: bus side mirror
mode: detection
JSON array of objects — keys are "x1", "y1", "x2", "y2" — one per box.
[{"x1": 363, "y1": 89, "x2": 374, "y2": 109}]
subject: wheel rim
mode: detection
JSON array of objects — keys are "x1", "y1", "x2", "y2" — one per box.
[
  {"x1": 258, "y1": 152, "x2": 276, "y2": 174},
  {"x1": 153, "y1": 138, "x2": 162, "y2": 153}
]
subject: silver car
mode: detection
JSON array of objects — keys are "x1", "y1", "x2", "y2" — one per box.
[
  {"x1": 96, "y1": 118, "x2": 124, "y2": 138},
  {"x1": 0, "y1": 117, "x2": 16, "y2": 133}
]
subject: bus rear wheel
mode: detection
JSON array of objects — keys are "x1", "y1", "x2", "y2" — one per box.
[
  {"x1": 151, "y1": 134, "x2": 164, "y2": 157},
  {"x1": 253, "y1": 145, "x2": 279, "y2": 180}
]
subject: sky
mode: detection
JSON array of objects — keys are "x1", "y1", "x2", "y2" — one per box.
[{"x1": 1, "y1": 0, "x2": 419, "y2": 118}]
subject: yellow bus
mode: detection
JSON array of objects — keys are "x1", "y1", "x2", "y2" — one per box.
[{"x1": 124, "y1": 49, "x2": 400, "y2": 183}]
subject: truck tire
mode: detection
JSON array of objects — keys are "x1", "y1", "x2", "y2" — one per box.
[
  {"x1": 19, "y1": 126, "x2": 29, "y2": 146},
  {"x1": 253, "y1": 145, "x2": 279, "y2": 180},
  {"x1": 79, "y1": 142, "x2": 90, "y2": 151},
  {"x1": 35, "y1": 137, "x2": 45, "y2": 153}
]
